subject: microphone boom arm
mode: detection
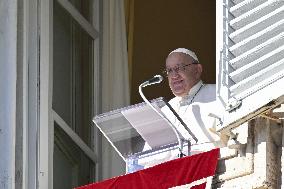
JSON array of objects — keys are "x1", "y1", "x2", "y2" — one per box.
[{"x1": 138, "y1": 75, "x2": 185, "y2": 157}]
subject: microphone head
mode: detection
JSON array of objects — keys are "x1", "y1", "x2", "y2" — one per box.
[
  {"x1": 141, "y1": 75, "x2": 164, "y2": 87},
  {"x1": 153, "y1": 75, "x2": 163, "y2": 83}
]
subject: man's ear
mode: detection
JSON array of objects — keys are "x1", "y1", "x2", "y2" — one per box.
[{"x1": 197, "y1": 64, "x2": 203, "y2": 77}]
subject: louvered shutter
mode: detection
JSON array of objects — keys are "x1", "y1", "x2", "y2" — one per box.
[{"x1": 216, "y1": 0, "x2": 284, "y2": 132}]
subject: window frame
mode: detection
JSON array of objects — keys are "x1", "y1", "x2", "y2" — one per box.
[{"x1": 38, "y1": 0, "x2": 102, "y2": 188}]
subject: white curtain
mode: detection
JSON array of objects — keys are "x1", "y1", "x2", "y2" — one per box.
[
  {"x1": 102, "y1": 0, "x2": 130, "y2": 112},
  {"x1": 101, "y1": 0, "x2": 130, "y2": 180}
]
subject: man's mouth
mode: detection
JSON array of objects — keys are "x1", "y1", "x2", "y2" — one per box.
[
  {"x1": 171, "y1": 80, "x2": 184, "y2": 89},
  {"x1": 172, "y1": 80, "x2": 183, "y2": 85}
]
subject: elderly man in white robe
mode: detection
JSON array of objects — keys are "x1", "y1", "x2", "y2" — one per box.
[
  {"x1": 163, "y1": 48, "x2": 226, "y2": 152},
  {"x1": 139, "y1": 48, "x2": 227, "y2": 168}
]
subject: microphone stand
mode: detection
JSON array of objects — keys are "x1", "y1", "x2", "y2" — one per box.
[{"x1": 139, "y1": 82, "x2": 184, "y2": 158}]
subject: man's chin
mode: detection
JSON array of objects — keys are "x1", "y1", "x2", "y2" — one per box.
[{"x1": 173, "y1": 90, "x2": 186, "y2": 97}]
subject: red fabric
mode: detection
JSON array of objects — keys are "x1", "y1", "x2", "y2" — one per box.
[{"x1": 75, "y1": 148, "x2": 219, "y2": 189}]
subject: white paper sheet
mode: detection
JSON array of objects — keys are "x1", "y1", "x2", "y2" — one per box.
[{"x1": 121, "y1": 104, "x2": 178, "y2": 148}]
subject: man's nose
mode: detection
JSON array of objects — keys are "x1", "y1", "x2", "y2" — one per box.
[{"x1": 169, "y1": 71, "x2": 180, "y2": 78}]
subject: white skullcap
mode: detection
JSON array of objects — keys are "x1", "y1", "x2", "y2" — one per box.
[{"x1": 169, "y1": 48, "x2": 199, "y2": 63}]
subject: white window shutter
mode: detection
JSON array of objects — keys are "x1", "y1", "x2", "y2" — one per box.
[{"x1": 216, "y1": 0, "x2": 284, "y2": 132}]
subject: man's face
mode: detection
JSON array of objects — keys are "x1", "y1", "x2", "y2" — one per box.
[{"x1": 165, "y1": 53, "x2": 202, "y2": 97}]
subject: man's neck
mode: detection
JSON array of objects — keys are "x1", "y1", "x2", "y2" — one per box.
[{"x1": 180, "y1": 80, "x2": 203, "y2": 99}]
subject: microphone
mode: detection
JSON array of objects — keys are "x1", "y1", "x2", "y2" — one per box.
[{"x1": 141, "y1": 75, "x2": 163, "y2": 87}]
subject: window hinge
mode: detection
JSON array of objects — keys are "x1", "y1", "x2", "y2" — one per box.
[{"x1": 226, "y1": 98, "x2": 242, "y2": 112}]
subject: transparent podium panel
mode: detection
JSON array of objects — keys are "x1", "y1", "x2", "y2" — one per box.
[
  {"x1": 93, "y1": 98, "x2": 182, "y2": 162},
  {"x1": 125, "y1": 141, "x2": 218, "y2": 174},
  {"x1": 94, "y1": 111, "x2": 146, "y2": 161},
  {"x1": 126, "y1": 140, "x2": 191, "y2": 173}
]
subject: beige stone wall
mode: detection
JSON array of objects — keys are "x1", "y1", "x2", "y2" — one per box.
[{"x1": 213, "y1": 117, "x2": 283, "y2": 189}]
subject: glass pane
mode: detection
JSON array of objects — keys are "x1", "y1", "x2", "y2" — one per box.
[
  {"x1": 53, "y1": 123, "x2": 96, "y2": 189},
  {"x1": 53, "y1": 0, "x2": 72, "y2": 126},
  {"x1": 53, "y1": 0, "x2": 94, "y2": 146},
  {"x1": 68, "y1": 0, "x2": 93, "y2": 22}
]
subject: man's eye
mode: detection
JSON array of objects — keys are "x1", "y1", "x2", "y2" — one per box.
[{"x1": 167, "y1": 68, "x2": 173, "y2": 72}]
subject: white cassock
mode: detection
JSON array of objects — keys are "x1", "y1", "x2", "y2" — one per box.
[
  {"x1": 140, "y1": 80, "x2": 226, "y2": 168},
  {"x1": 165, "y1": 80, "x2": 223, "y2": 153}
]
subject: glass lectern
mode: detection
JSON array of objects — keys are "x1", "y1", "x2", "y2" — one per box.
[{"x1": 93, "y1": 98, "x2": 191, "y2": 173}]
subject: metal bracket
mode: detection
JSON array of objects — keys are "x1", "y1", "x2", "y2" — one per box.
[{"x1": 226, "y1": 98, "x2": 242, "y2": 112}]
